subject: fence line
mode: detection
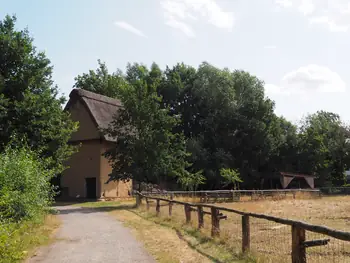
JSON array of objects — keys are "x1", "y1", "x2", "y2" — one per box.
[
  {"x1": 136, "y1": 192, "x2": 350, "y2": 263},
  {"x1": 142, "y1": 189, "x2": 321, "y2": 194},
  {"x1": 140, "y1": 189, "x2": 322, "y2": 203}
]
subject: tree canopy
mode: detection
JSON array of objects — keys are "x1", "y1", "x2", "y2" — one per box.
[
  {"x1": 72, "y1": 59, "x2": 350, "y2": 189},
  {"x1": 0, "y1": 15, "x2": 77, "y2": 174},
  {"x1": 103, "y1": 63, "x2": 197, "y2": 190},
  {"x1": 75, "y1": 60, "x2": 350, "y2": 189}
]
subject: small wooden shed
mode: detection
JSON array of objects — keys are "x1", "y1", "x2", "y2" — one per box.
[{"x1": 279, "y1": 172, "x2": 315, "y2": 189}]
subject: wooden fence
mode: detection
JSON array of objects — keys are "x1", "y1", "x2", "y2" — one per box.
[
  {"x1": 136, "y1": 192, "x2": 350, "y2": 263},
  {"x1": 140, "y1": 189, "x2": 322, "y2": 203}
]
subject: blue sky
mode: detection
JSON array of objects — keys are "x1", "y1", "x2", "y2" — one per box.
[{"x1": 1, "y1": 0, "x2": 350, "y2": 123}]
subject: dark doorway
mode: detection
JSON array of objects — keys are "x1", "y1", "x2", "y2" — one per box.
[{"x1": 85, "y1": 177, "x2": 97, "y2": 199}]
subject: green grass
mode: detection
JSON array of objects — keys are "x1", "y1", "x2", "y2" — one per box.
[{"x1": 0, "y1": 214, "x2": 60, "y2": 263}]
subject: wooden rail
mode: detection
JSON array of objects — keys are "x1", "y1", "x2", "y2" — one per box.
[
  {"x1": 137, "y1": 193, "x2": 350, "y2": 263},
  {"x1": 140, "y1": 189, "x2": 322, "y2": 203},
  {"x1": 142, "y1": 189, "x2": 321, "y2": 194}
]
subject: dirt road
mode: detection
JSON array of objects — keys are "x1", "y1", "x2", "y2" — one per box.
[{"x1": 27, "y1": 206, "x2": 155, "y2": 263}]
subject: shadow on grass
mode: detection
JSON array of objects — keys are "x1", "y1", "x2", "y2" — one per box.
[
  {"x1": 174, "y1": 229, "x2": 225, "y2": 263},
  {"x1": 125, "y1": 209, "x2": 248, "y2": 263}
]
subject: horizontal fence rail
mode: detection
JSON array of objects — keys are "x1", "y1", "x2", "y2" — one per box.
[
  {"x1": 136, "y1": 192, "x2": 350, "y2": 263},
  {"x1": 139, "y1": 189, "x2": 322, "y2": 203},
  {"x1": 141, "y1": 189, "x2": 321, "y2": 194}
]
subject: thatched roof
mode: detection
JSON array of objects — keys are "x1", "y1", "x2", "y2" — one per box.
[{"x1": 65, "y1": 89, "x2": 122, "y2": 142}]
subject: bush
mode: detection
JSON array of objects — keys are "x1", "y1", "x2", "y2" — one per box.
[
  {"x1": 0, "y1": 146, "x2": 55, "y2": 222},
  {"x1": 0, "y1": 146, "x2": 56, "y2": 262}
]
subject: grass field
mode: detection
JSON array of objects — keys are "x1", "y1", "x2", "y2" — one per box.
[{"x1": 140, "y1": 195, "x2": 350, "y2": 263}]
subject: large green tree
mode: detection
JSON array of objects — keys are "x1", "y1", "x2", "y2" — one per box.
[
  {"x1": 75, "y1": 60, "x2": 350, "y2": 189},
  {"x1": 0, "y1": 15, "x2": 77, "y2": 173},
  {"x1": 297, "y1": 111, "x2": 350, "y2": 186},
  {"x1": 104, "y1": 63, "x2": 197, "y2": 190},
  {"x1": 158, "y1": 63, "x2": 279, "y2": 188}
]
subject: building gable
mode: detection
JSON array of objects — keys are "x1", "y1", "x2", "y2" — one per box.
[
  {"x1": 68, "y1": 99, "x2": 101, "y2": 142},
  {"x1": 65, "y1": 89, "x2": 122, "y2": 142}
]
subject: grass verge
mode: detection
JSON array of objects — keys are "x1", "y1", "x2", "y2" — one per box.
[{"x1": 0, "y1": 214, "x2": 60, "y2": 263}]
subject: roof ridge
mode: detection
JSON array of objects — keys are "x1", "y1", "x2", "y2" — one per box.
[{"x1": 70, "y1": 88, "x2": 121, "y2": 106}]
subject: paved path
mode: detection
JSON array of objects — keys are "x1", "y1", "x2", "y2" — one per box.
[{"x1": 27, "y1": 206, "x2": 155, "y2": 263}]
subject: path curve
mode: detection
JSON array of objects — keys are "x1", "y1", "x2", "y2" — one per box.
[{"x1": 27, "y1": 206, "x2": 155, "y2": 263}]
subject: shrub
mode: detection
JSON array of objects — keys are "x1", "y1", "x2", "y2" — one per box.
[{"x1": 0, "y1": 146, "x2": 55, "y2": 222}]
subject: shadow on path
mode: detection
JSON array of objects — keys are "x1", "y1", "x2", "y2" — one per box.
[{"x1": 54, "y1": 204, "x2": 136, "y2": 215}]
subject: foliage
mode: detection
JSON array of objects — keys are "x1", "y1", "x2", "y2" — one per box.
[
  {"x1": 0, "y1": 145, "x2": 55, "y2": 222},
  {"x1": 77, "y1": 60, "x2": 350, "y2": 189},
  {"x1": 0, "y1": 215, "x2": 59, "y2": 263},
  {"x1": 177, "y1": 170, "x2": 206, "y2": 191},
  {"x1": 0, "y1": 15, "x2": 77, "y2": 175},
  {"x1": 297, "y1": 111, "x2": 350, "y2": 186},
  {"x1": 0, "y1": 144, "x2": 56, "y2": 262},
  {"x1": 159, "y1": 63, "x2": 278, "y2": 189},
  {"x1": 74, "y1": 59, "x2": 127, "y2": 98},
  {"x1": 220, "y1": 168, "x2": 243, "y2": 190},
  {"x1": 104, "y1": 63, "x2": 194, "y2": 189}
]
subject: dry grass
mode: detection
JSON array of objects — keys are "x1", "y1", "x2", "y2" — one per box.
[
  {"x1": 75, "y1": 195, "x2": 350, "y2": 262},
  {"x1": 78, "y1": 200, "x2": 249, "y2": 263},
  {"x1": 219, "y1": 195, "x2": 350, "y2": 230},
  {"x1": 140, "y1": 195, "x2": 350, "y2": 263},
  {"x1": 110, "y1": 209, "x2": 248, "y2": 263}
]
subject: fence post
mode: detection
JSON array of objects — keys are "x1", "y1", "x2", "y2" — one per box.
[
  {"x1": 168, "y1": 194, "x2": 173, "y2": 216},
  {"x1": 242, "y1": 215, "x2": 250, "y2": 253},
  {"x1": 156, "y1": 199, "x2": 160, "y2": 216},
  {"x1": 197, "y1": 205, "x2": 204, "y2": 229},
  {"x1": 169, "y1": 201, "x2": 173, "y2": 216},
  {"x1": 136, "y1": 194, "x2": 141, "y2": 208},
  {"x1": 146, "y1": 198, "x2": 150, "y2": 211},
  {"x1": 184, "y1": 204, "x2": 191, "y2": 223},
  {"x1": 291, "y1": 225, "x2": 306, "y2": 263},
  {"x1": 211, "y1": 207, "x2": 220, "y2": 237}
]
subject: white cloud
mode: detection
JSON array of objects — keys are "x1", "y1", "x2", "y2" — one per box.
[
  {"x1": 309, "y1": 16, "x2": 349, "y2": 32},
  {"x1": 276, "y1": 0, "x2": 350, "y2": 32},
  {"x1": 161, "y1": 0, "x2": 234, "y2": 37},
  {"x1": 275, "y1": 0, "x2": 292, "y2": 7},
  {"x1": 165, "y1": 19, "x2": 196, "y2": 37},
  {"x1": 298, "y1": 0, "x2": 314, "y2": 15},
  {"x1": 266, "y1": 64, "x2": 346, "y2": 96},
  {"x1": 114, "y1": 21, "x2": 146, "y2": 37}
]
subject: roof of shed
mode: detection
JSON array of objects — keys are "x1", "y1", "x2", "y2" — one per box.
[{"x1": 65, "y1": 89, "x2": 122, "y2": 142}]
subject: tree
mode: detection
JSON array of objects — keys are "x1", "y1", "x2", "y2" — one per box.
[
  {"x1": 297, "y1": 111, "x2": 350, "y2": 186},
  {"x1": 159, "y1": 63, "x2": 279, "y2": 189},
  {"x1": 220, "y1": 168, "x2": 243, "y2": 190},
  {"x1": 0, "y1": 15, "x2": 77, "y2": 174},
  {"x1": 74, "y1": 60, "x2": 127, "y2": 98},
  {"x1": 76, "y1": 60, "x2": 350, "y2": 190},
  {"x1": 104, "y1": 63, "x2": 194, "y2": 190}
]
